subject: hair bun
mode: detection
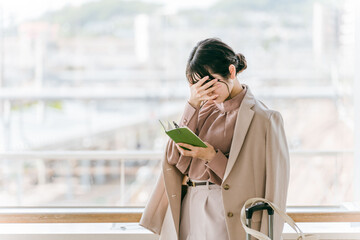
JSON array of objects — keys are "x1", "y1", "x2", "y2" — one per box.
[{"x1": 236, "y1": 53, "x2": 247, "y2": 73}]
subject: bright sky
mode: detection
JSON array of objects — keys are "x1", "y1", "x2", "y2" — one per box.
[
  {"x1": 1, "y1": 0, "x2": 92, "y2": 26},
  {"x1": 0, "y1": 0, "x2": 217, "y2": 26}
]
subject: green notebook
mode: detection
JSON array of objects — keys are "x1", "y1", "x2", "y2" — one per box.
[{"x1": 159, "y1": 120, "x2": 207, "y2": 150}]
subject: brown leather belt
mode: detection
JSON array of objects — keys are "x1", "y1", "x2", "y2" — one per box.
[{"x1": 186, "y1": 179, "x2": 215, "y2": 187}]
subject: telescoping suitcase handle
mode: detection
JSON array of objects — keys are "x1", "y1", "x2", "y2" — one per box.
[{"x1": 245, "y1": 202, "x2": 274, "y2": 240}]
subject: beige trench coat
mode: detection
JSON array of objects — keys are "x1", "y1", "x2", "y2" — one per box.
[{"x1": 140, "y1": 87, "x2": 290, "y2": 240}]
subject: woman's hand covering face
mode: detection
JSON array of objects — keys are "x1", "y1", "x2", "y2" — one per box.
[{"x1": 188, "y1": 76, "x2": 220, "y2": 108}]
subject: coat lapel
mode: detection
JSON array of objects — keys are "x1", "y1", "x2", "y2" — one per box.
[{"x1": 223, "y1": 86, "x2": 255, "y2": 182}]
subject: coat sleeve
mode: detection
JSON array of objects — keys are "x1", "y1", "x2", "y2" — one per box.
[{"x1": 260, "y1": 111, "x2": 290, "y2": 240}]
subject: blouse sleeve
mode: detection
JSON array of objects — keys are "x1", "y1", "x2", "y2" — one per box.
[
  {"x1": 166, "y1": 101, "x2": 200, "y2": 174},
  {"x1": 197, "y1": 100, "x2": 216, "y2": 132},
  {"x1": 205, "y1": 149, "x2": 228, "y2": 180}
]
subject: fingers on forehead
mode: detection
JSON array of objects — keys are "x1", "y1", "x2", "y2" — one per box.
[{"x1": 192, "y1": 73, "x2": 203, "y2": 83}]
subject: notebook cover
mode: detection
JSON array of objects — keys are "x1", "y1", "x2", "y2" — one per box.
[{"x1": 165, "y1": 126, "x2": 207, "y2": 148}]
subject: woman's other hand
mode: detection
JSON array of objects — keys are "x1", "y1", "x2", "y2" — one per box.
[
  {"x1": 175, "y1": 142, "x2": 217, "y2": 163},
  {"x1": 188, "y1": 76, "x2": 220, "y2": 108}
]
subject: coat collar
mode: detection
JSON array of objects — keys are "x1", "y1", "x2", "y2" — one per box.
[{"x1": 223, "y1": 85, "x2": 255, "y2": 182}]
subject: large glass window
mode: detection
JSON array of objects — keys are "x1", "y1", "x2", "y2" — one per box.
[{"x1": 0, "y1": 0, "x2": 357, "y2": 206}]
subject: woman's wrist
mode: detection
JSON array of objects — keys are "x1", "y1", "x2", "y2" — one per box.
[
  {"x1": 188, "y1": 99, "x2": 201, "y2": 109},
  {"x1": 206, "y1": 149, "x2": 218, "y2": 164}
]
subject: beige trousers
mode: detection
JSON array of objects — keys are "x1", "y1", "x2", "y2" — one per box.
[{"x1": 179, "y1": 183, "x2": 229, "y2": 240}]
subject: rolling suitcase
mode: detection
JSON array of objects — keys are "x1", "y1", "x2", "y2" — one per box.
[
  {"x1": 245, "y1": 202, "x2": 274, "y2": 240},
  {"x1": 241, "y1": 198, "x2": 319, "y2": 240}
]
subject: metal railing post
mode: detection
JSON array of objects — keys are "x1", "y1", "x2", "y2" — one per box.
[
  {"x1": 354, "y1": 0, "x2": 360, "y2": 202},
  {"x1": 120, "y1": 159, "x2": 125, "y2": 206},
  {"x1": 16, "y1": 159, "x2": 24, "y2": 205}
]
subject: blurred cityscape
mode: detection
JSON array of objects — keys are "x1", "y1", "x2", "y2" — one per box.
[{"x1": 0, "y1": 0, "x2": 357, "y2": 206}]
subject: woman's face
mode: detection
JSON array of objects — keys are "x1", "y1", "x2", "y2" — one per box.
[{"x1": 205, "y1": 73, "x2": 234, "y2": 104}]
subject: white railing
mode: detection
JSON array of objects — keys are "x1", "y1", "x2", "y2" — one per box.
[
  {"x1": 0, "y1": 151, "x2": 164, "y2": 206},
  {"x1": 0, "y1": 150, "x2": 358, "y2": 240},
  {"x1": 0, "y1": 149, "x2": 353, "y2": 206}
]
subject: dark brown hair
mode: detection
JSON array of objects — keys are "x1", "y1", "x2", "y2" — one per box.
[{"x1": 186, "y1": 38, "x2": 247, "y2": 84}]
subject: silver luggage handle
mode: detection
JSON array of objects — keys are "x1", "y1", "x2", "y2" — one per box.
[{"x1": 245, "y1": 202, "x2": 274, "y2": 240}]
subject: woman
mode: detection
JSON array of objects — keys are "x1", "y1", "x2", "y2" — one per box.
[{"x1": 140, "y1": 38, "x2": 290, "y2": 240}]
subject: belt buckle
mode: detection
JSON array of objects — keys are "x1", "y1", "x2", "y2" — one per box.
[{"x1": 187, "y1": 179, "x2": 196, "y2": 187}]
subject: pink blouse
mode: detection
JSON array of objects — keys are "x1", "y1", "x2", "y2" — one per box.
[{"x1": 166, "y1": 85, "x2": 247, "y2": 185}]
